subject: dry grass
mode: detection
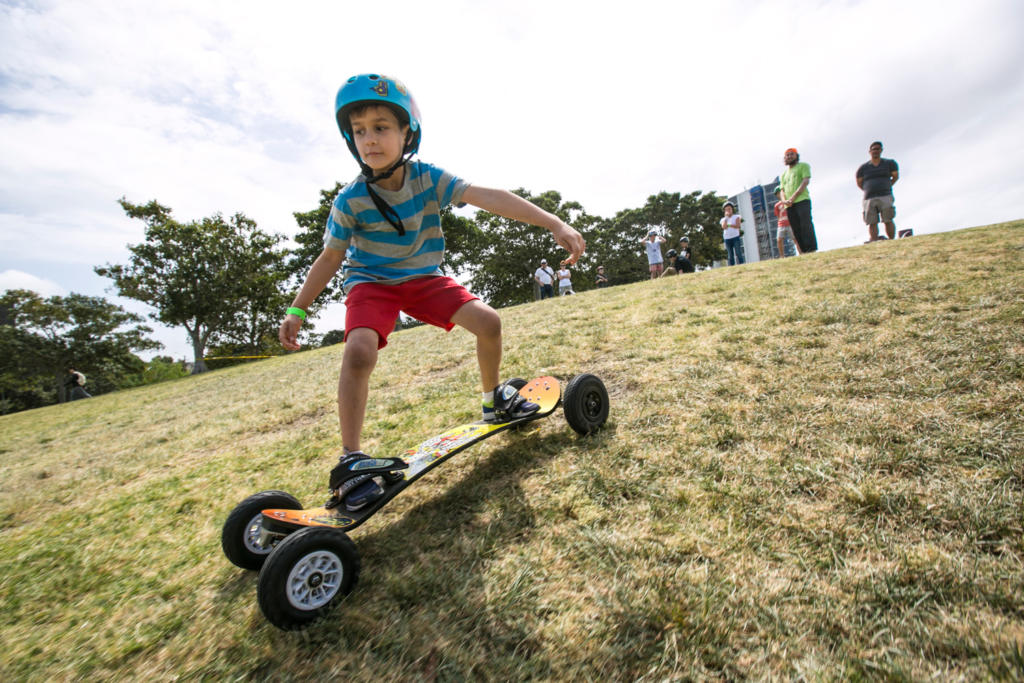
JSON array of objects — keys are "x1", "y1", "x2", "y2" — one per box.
[{"x1": 1, "y1": 220, "x2": 1022, "y2": 680}]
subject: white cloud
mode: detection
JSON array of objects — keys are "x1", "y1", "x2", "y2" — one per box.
[{"x1": 0, "y1": 269, "x2": 65, "y2": 297}]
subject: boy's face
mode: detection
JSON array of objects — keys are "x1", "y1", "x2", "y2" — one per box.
[{"x1": 349, "y1": 105, "x2": 409, "y2": 173}]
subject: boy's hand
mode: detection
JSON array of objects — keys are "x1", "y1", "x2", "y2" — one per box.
[
  {"x1": 551, "y1": 220, "x2": 585, "y2": 265},
  {"x1": 279, "y1": 315, "x2": 303, "y2": 351}
]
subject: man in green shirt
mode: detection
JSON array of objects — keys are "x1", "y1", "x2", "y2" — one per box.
[{"x1": 777, "y1": 147, "x2": 818, "y2": 253}]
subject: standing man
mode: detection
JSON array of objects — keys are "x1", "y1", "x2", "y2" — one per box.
[
  {"x1": 642, "y1": 230, "x2": 667, "y2": 279},
  {"x1": 534, "y1": 259, "x2": 555, "y2": 299},
  {"x1": 778, "y1": 148, "x2": 818, "y2": 253},
  {"x1": 856, "y1": 141, "x2": 900, "y2": 241}
]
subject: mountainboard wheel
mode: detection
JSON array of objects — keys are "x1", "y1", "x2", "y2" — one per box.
[
  {"x1": 257, "y1": 527, "x2": 361, "y2": 630},
  {"x1": 563, "y1": 373, "x2": 609, "y2": 435},
  {"x1": 222, "y1": 490, "x2": 302, "y2": 570}
]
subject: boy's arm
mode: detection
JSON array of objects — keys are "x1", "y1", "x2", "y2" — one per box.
[
  {"x1": 461, "y1": 185, "x2": 585, "y2": 264},
  {"x1": 279, "y1": 246, "x2": 346, "y2": 351}
]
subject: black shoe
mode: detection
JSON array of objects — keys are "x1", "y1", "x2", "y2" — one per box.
[
  {"x1": 342, "y1": 476, "x2": 384, "y2": 512},
  {"x1": 490, "y1": 380, "x2": 540, "y2": 422}
]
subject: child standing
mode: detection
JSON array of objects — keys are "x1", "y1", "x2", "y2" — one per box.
[
  {"x1": 642, "y1": 231, "x2": 667, "y2": 279},
  {"x1": 773, "y1": 188, "x2": 800, "y2": 257},
  {"x1": 556, "y1": 262, "x2": 573, "y2": 295},
  {"x1": 279, "y1": 74, "x2": 584, "y2": 510},
  {"x1": 720, "y1": 201, "x2": 744, "y2": 266},
  {"x1": 675, "y1": 236, "x2": 695, "y2": 273}
]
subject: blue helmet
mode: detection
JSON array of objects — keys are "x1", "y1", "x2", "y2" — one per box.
[{"x1": 334, "y1": 74, "x2": 421, "y2": 162}]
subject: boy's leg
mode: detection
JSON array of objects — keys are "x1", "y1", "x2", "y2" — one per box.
[
  {"x1": 338, "y1": 327, "x2": 380, "y2": 452},
  {"x1": 451, "y1": 298, "x2": 540, "y2": 421},
  {"x1": 450, "y1": 299, "x2": 502, "y2": 393}
]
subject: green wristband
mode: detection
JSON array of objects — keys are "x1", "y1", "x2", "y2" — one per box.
[{"x1": 286, "y1": 307, "x2": 307, "y2": 321}]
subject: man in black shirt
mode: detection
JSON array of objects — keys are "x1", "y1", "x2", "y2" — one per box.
[{"x1": 856, "y1": 141, "x2": 900, "y2": 242}]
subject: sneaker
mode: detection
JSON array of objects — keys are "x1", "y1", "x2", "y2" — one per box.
[
  {"x1": 342, "y1": 477, "x2": 384, "y2": 512},
  {"x1": 489, "y1": 380, "x2": 540, "y2": 422}
]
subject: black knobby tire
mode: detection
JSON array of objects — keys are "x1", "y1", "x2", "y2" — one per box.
[
  {"x1": 222, "y1": 490, "x2": 302, "y2": 570},
  {"x1": 563, "y1": 373, "x2": 610, "y2": 435},
  {"x1": 257, "y1": 527, "x2": 361, "y2": 630}
]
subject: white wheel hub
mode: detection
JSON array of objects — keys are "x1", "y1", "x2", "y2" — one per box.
[{"x1": 286, "y1": 550, "x2": 343, "y2": 610}]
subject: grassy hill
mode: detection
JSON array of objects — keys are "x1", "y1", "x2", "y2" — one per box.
[{"x1": 1, "y1": 221, "x2": 1022, "y2": 680}]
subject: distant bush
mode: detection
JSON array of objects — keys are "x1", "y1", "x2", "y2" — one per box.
[{"x1": 321, "y1": 329, "x2": 346, "y2": 346}]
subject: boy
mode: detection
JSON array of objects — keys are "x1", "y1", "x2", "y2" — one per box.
[{"x1": 279, "y1": 74, "x2": 584, "y2": 511}]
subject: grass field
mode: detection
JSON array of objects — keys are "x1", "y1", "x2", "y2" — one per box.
[{"x1": 1, "y1": 221, "x2": 1022, "y2": 680}]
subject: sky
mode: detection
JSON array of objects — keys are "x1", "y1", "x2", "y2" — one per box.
[{"x1": 2, "y1": 0, "x2": 1023, "y2": 361}]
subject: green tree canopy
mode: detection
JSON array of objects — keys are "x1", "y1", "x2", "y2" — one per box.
[
  {"x1": 0, "y1": 289, "x2": 158, "y2": 413},
  {"x1": 287, "y1": 183, "x2": 346, "y2": 307},
  {"x1": 97, "y1": 198, "x2": 291, "y2": 373}
]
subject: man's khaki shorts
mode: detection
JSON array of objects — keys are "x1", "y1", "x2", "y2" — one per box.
[{"x1": 863, "y1": 195, "x2": 895, "y2": 224}]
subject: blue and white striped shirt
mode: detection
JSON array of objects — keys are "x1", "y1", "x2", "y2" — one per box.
[{"x1": 324, "y1": 161, "x2": 470, "y2": 294}]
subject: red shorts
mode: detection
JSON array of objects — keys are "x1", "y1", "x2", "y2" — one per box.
[{"x1": 344, "y1": 276, "x2": 478, "y2": 349}]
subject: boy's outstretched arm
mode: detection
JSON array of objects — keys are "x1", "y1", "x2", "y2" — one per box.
[
  {"x1": 279, "y1": 246, "x2": 345, "y2": 351},
  {"x1": 461, "y1": 185, "x2": 585, "y2": 264}
]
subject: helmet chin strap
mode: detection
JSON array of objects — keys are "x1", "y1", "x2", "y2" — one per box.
[{"x1": 354, "y1": 129, "x2": 416, "y2": 236}]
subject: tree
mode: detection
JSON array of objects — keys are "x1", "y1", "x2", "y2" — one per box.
[
  {"x1": 0, "y1": 289, "x2": 159, "y2": 413},
  {"x1": 320, "y1": 329, "x2": 346, "y2": 347},
  {"x1": 207, "y1": 232, "x2": 292, "y2": 354},
  {"x1": 97, "y1": 199, "x2": 291, "y2": 373},
  {"x1": 287, "y1": 183, "x2": 346, "y2": 306}
]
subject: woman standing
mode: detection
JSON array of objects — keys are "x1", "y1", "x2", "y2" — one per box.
[{"x1": 721, "y1": 201, "x2": 744, "y2": 266}]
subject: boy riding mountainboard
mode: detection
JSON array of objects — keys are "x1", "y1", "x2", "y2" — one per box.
[{"x1": 222, "y1": 74, "x2": 607, "y2": 630}]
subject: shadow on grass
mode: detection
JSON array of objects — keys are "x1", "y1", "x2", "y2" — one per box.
[{"x1": 274, "y1": 424, "x2": 615, "y2": 661}]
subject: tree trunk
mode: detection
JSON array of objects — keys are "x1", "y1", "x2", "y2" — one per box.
[{"x1": 190, "y1": 335, "x2": 208, "y2": 374}]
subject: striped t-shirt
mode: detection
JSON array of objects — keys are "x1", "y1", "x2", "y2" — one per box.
[{"x1": 324, "y1": 161, "x2": 470, "y2": 294}]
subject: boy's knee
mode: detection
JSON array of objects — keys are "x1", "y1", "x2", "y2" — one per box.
[
  {"x1": 479, "y1": 308, "x2": 501, "y2": 339},
  {"x1": 342, "y1": 331, "x2": 379, "y2": 373}
]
